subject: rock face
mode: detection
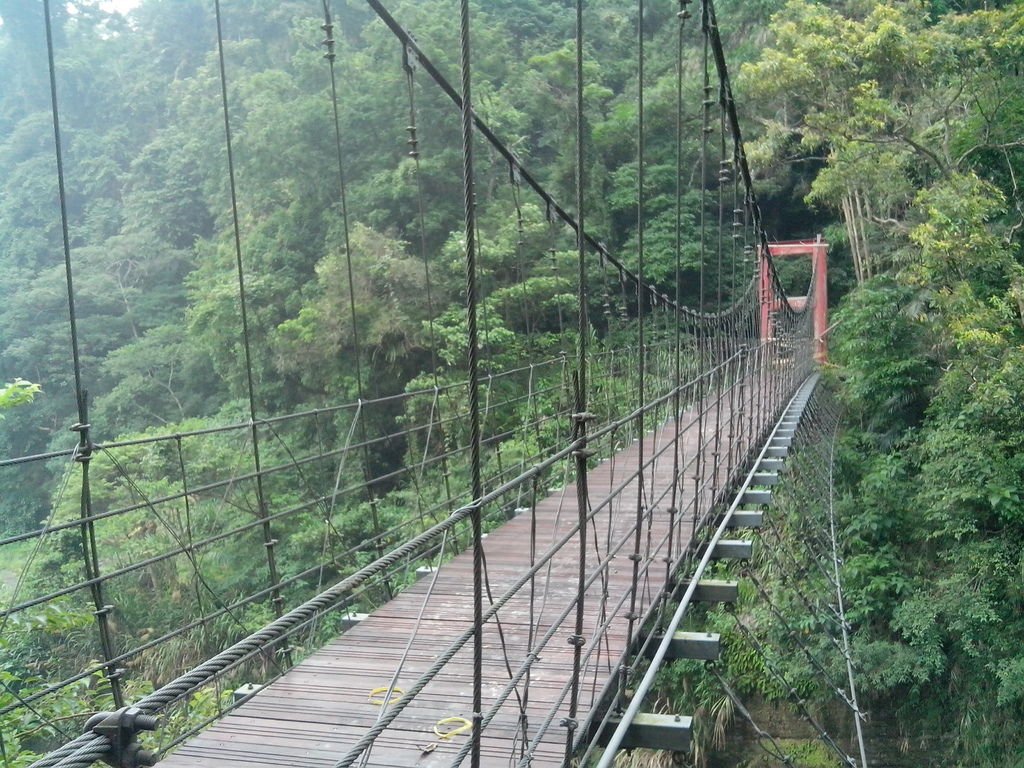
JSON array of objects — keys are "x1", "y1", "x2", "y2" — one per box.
[{"x1": 707, "y1": 698, "x2": 946, "y2": 768}]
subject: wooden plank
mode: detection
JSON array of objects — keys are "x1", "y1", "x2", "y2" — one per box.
[{"x1": 159, "y1": 380, "x2": 765, "y2": 768}]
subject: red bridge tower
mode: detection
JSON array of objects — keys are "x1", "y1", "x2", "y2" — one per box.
[{"x1": 759, "y1": 236, "x2": 829, "y2": 362}]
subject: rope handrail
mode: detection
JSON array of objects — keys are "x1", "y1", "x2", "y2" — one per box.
[
  {"x1": 14, "y1": 0, "x2": 831, "y2": 763},
  {"x1": 590, "y1": 372, "x2": 820, "y2": 767},
  {"x1": 360, "y1": 0, "x2": 803, "y2": 326},
  {"x1": 25, "y1": 343, "x2": 776, "y2": 768}
]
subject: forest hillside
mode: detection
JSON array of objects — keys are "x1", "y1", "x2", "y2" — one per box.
[{"x1": 1, "y1": 0, "x2": 1022, "y2": 766}]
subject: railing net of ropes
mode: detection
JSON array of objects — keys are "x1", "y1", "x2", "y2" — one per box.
[
  {"x1": 676, "y1": 380, "x2": 869, "y2": 768},
  {"x1": 4, "y1": 0, "x2": 822, "y2": 766}
]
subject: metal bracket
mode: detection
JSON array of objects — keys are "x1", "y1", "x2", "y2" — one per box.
[
  {"x1": 404, "y1": 38, "x2": 419, "y2": 72},
  {"x1": 70, "y1": 422, "x2": 93, "y2": 462},
  {"x1": 85, "y1": 707, "x2": 158, "y2": 768},
  {"x1": 509, "y1": 153, "x2": 523, "y2": 186}
]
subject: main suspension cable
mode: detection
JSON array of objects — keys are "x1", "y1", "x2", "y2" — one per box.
[
  {"x1": 42, "y1": 0, "x2": 125, "y2": 710},
  {"x1": 453, "y1": 0, "x2": 484, "y2": 764},
  {"x1": 213, "y1": 0, "x2": 288, "y2": 654}
]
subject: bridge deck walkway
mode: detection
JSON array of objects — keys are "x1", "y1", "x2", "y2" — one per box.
[{"x1": 159, "y1": 378, "x2": 752, "y2": 768}]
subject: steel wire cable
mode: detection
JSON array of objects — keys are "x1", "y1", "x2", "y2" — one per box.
[
  {"x1": 23, "y1": 0, "x2": 827, "y2": 763},
  {"x1": 746, "y1": 569, "x2": 860, "y2": 713},
  {"x1": 708, "y1": 666, "x2": 797, "y2": 767},
  {"x1": 41, "y1": 0, "x2": 124, "y2": 710},
  {"x1": 728, "y1": 607, "x2": 857, "y2": 767},
  {"x1": 213, "y1": 0, "x2": 287, "y2": 652}
]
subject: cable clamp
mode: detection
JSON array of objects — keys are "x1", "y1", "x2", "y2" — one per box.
[
  {"x1": 404, "y1": 40, "x2": 420, "y2": 73},
  {"x1": 71, "y1": 423, "x2": 94, "y2": 462},
  {"x1": 94, "y1": 604, "x2": 115, "y2": 618},
  {"x1": 572, "y1": 448, "x2": 596, "y2": 460},
  {"x1": 571, "y1": 411, "x2": 597, "y2": 423},
  {"x1": 559, "y1": 717, "x2": 578, "y2": 731},
  {"x1": 627, "y1": 552, "x2": 642, "y2": 563},
  {"x1": 86, "y1": 707, "x2": 158, "y2": 768},
  {"x1": 566, "y1": 634, "x2": 585, "y2": 648},
  {"x1": 509, "y1": 156, "x2": 523, "y2": 186},
  {"x1": 320, "y1": 22, "x2": 336, "y2": 62}
]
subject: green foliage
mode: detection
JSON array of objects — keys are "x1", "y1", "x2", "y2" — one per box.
[
  {"x1": 1, "y1": 0, "x2": 1021, "y2": 764},
  {"x1": 741, "y1": 0, "x2": 1024, "y2": 283},
  {"x1": 824, "y1": 133, "x2": 1024, "y2": 768},
  {"x1": 830, "y1": 279, "x2": 934, "y2": 436},
  {"x1": 769, "y1": 739, "x2": 843, "y2": 768},
  {"x1": 0, "y1": 378, "x2": 40, "y2": 418}
]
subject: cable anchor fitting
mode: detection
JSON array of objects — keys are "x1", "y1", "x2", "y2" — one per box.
[
  {"x1": 70, "y1": 422, "x2": 93, "y2": 462},
  {"x1": 403, "y1": 40, "x2": 420, "y2": 73},
  {"x1": 508, "y1": 154, "x2": 523, "y2": 186},
  {"x1": 86, "y1": 707, "x2": 158, "y2": 768},
  {"x1": 320, "y1": 22, "x2": 336, "y2": 61}
]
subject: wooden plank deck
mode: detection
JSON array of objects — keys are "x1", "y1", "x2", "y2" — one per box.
[{"x1": 161, "y1": 379, "x2": 755, "y2": 768}]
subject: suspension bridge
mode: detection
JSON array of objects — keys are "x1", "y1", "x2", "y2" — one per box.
[{"x1": 1, "y1": 0, "x2": 870, "y2": 767}]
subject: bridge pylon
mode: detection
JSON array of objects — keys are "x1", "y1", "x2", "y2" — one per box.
[{"x1": 759, "y1": 237, "x2": 829, "y2": 362}]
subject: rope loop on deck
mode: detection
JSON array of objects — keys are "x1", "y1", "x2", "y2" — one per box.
[
  {"x1": 368, "y1": 687, "x2": 405, "y2": 706},
  {"x1": 433, "y1": 717, "x2": 473, "y2": 740}
]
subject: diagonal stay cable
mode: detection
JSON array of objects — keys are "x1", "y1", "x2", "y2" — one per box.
[
  {"x1": 99, "y1": 448, "x2": 288, "y2": 680},
  {"x1": 728, "y1": 608, "x2": 857, "y2": 767},
  {"x1": 825, "y1": 404, "x2": 870, "y2": 766},
  {"x1": 708, "y1": 665, "x2": 798, "y2": 767},
  {"x1": 0, "y1": 449, "x2": 81, "y2": 743},
  {"x1": 357, "y1": 530, "x2": 449, "y2": 768},
  {"x1": 745, "y1": 569, "x2": 860, "y2": 714}
]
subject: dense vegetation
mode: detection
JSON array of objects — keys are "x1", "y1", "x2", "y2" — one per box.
[
  {"x1": 698, "y1": 1, "x2": 1023, "y2": 765},
  {"x1": 0, "y1": 0, "x2": 759, "y2": 762},
  {"x1": 1, "y1": 0, "x2": 1022, "y2": 766},
  {"x1": 0, "y1": 0, "x2": 772, "y2": 535}
]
